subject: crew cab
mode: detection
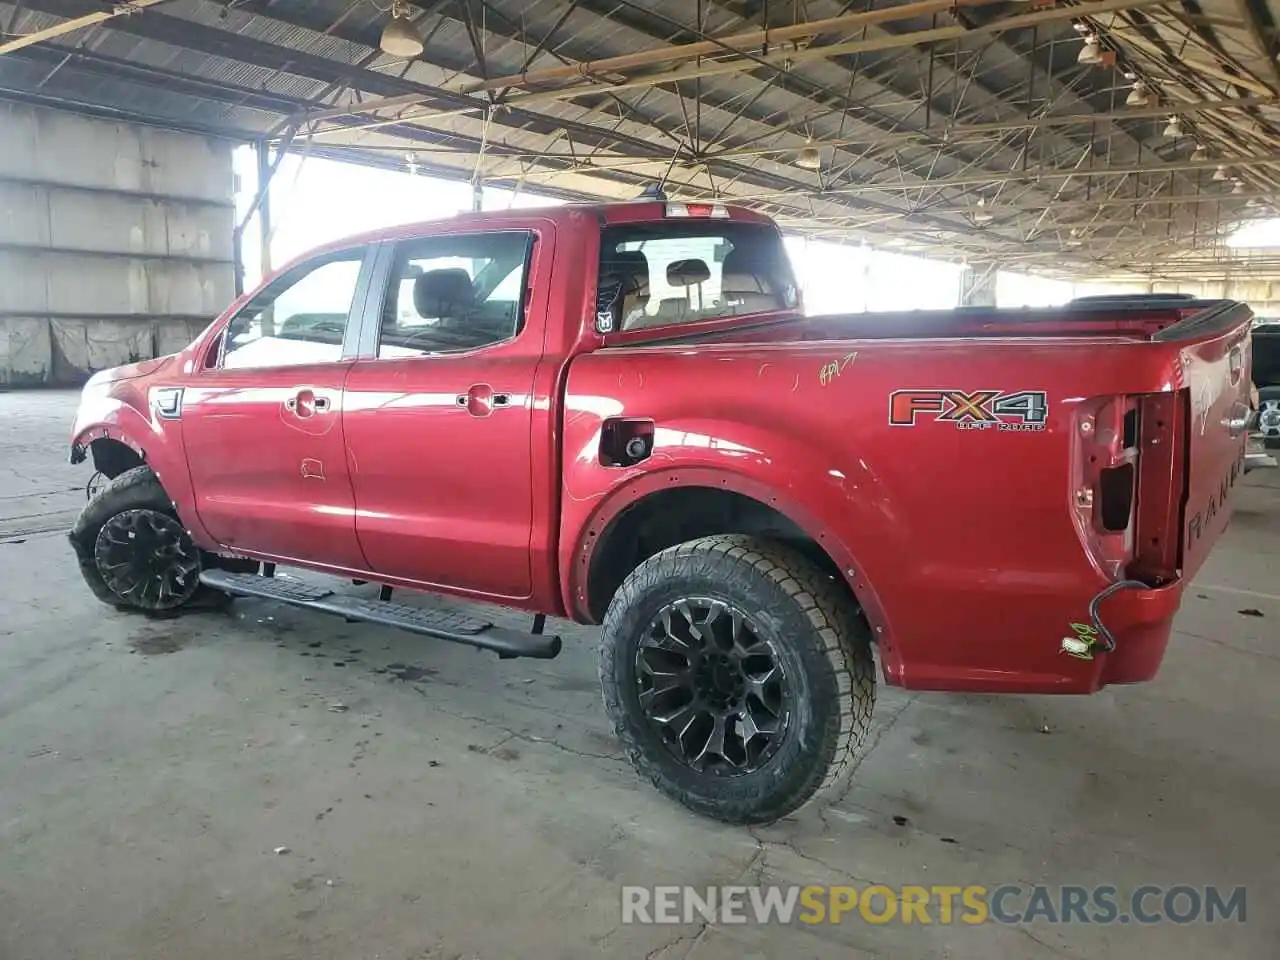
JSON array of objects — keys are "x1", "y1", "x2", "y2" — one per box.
[{"x1": 69, "y1": 201, "x2": 1254, "y2": 824}]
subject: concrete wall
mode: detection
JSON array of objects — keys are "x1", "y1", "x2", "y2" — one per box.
[{"x1": 0, "y1": 103, "x2": 236, "y2": 386}]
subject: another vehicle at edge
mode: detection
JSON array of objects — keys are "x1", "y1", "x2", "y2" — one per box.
[
  {"x1": 68, "y1": 201, "x2": 1255, "y2": 824},
  {"x1": 1250, "y1": 317, "x2": 1280, "y2": 451}
]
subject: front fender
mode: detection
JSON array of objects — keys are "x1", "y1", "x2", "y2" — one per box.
[{"x1": 71, "y1": 381, "x2": 213, "y2": 548}]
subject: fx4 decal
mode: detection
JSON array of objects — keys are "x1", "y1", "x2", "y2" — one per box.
[{"x1": 889, "y1": 389, "x2": 1049, "y2": 432}]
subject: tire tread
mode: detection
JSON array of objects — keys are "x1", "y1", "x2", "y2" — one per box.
[{"x1": 599, "y1": 534, "x2": 875, "y2": 824}]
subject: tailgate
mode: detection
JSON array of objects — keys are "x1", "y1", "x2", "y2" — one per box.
[{"x1": 1158, "y1": 303, "x2": 1254, "y2": 578}]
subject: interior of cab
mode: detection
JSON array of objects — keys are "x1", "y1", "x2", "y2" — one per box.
[
  {"x1": 378, "y1": 232, "x2": 532, "y2": 357},
  {"x1": 598, "y1": 220, "x2": 797, "y2": 332}
]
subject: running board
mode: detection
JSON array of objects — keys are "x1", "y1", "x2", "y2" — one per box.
[{"x1": 199, "y1": 570, "x2": 561, "y2": 660}]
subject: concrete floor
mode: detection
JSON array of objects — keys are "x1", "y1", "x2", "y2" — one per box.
[{"x1": 1, "y1": 389, "x2": 1276, "y2": 960}]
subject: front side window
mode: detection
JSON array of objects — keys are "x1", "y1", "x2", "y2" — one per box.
[
  {"x1": 377, "y1": 232, "x2": 532, "y2": 358},
  {"x1": 598, "y1": 221, "x2": 798, "y2": 332},
  {"x1": 222, "y1": 250, "x2": 365, "y2": 370}
]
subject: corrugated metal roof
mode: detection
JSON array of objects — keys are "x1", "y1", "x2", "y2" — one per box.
[{"x1": 0, "y1": 0, "x2": 1276, "y2": 278}]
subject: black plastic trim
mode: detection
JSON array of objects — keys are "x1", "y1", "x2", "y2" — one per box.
[
  {"x1": 1152, "y1": 300, "x2": 1254, "y2": 343},
  {"x1": 201, "y1": 569, "x2": 561, "y2": 659}
]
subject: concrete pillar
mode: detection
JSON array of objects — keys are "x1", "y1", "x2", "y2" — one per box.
[
  {"x1": 0, "y1": 103, "x2": 236, "y2": 385},
  {"x1": 256, "y1": 141, "x2": 273, "y2": 282},
  {"x1": 959, "y1": 262, "x2": 998, "y2": 307}
]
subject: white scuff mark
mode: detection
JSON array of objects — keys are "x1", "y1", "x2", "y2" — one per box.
[{"x1": 819, "y1": 351, "x2": 858, "y2": 387}]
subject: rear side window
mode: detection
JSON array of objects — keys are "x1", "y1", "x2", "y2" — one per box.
[
  {"x1": 598, "y1": 221, "x2": 798, "y2": 332},
  {"x1": 377, "y1": 231, "x2": 532, "y2": 358}
]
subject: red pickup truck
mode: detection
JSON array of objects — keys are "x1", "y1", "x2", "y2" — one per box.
[{"x1": 68, "y1": 200, "x2": 1253, "y2": 824}]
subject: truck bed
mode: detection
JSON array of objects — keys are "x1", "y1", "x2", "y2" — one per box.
[{"x1": 646, "y1": 298, "x2": 1244, "y2": 345}]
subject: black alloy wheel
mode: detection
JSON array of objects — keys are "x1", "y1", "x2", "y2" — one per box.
[
  {"x1": 93, "y1": 508, "x2": 201, "y2": 610},
  {"x1": 637, "y1": 597, "x2": 791, "y2": 775}
]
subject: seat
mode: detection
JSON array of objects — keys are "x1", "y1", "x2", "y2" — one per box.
[
  {"x1": 668, "y1": 258, "x2": 712, "y2": 315},
  {"x1": 600, "y1": 250, "x2": 652, "y2": 329},
  {"x1": 380, "y1": 268, "x2": 484, "y2": 353},
  {"x1": 414, "y1": 267, "x2": 474, "y2": 320},
  {"x1": 719, "y1": 247, "x2": 780, "y2": 315}
]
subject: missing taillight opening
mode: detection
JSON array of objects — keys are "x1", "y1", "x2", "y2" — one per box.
[
  {"x1": 1099, "y1": 462, "x2": 1135, "y2": 532},
  {"x1": 1122, "y1": 408, "x2": 1139, "y2": 449}
]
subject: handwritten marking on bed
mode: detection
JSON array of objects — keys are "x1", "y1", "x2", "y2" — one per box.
[{"x1": 819, "y1": 352, "x2": 858, "y2": 387}]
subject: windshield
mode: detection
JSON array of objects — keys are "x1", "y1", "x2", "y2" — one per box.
[{"x1": 599, "y1": 221, "x2": 798, "y2": 331}]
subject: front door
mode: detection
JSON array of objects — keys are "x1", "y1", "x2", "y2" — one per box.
[
  {"x1": 181, "y1": 244, "x2": 373, "y2": 569},
  {"x1": 343, "y1": 229, "x2": 542, "y2": 599}
]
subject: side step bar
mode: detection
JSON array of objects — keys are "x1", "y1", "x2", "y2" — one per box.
[{"x1": 199, "y1": 570, "x2": 561, "y2": 660}]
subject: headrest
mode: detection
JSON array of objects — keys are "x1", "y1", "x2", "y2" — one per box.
[
  {"x1": 667, "y1": 258, "x2": 710, "y2": 286},
  {"x1": 721, "y1": 246, "x2": 772, "y2": 292},
  {"x1": 720, "y1": 246, "x2": 758, "y2": 278},
  {"x1": 414, "y1": 268, "x2": 473, "y2": 318},
  {"x1": 603, "y1": 250, "x2": 650, "y2": 293},
  {"x1": 603, "y1": 249, "x2": 650, "y2": 276}
]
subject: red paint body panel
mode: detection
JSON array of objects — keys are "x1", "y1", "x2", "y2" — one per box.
[
  {"x1": 69, "y1": 202, "x2": 1252, "y2": 694},
  {"x1": 341, "y1": 218, "x2": 561, "y2": 601},
  {"x1": 181, "y1": 365, "x2": 367, "y2": 570},
  {"x1": 555, "y1": 330, "x2": 1249, "y2": 693}
]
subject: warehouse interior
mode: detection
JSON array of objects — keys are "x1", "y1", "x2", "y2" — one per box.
[{"x1": 1, "y1": 1, "x2": 1278, "y2": 957}]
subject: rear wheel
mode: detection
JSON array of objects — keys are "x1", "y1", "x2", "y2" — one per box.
[
  {"x1": 598, "y1": 535, "x2": 875, "y2": 825},
  {"x1": 69, "y1": 466, "x2": 226, "y2": 613},
  {"x1": 1258, "y1": 387, "x2": 1280, "y2": 447}
]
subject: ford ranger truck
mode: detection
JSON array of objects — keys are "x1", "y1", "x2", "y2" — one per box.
[{"x1": 68, "y1": 201, "x2": 1253, "y2": 825}]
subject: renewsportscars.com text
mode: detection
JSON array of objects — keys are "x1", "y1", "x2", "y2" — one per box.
[{"x1": 621, "y1": 884, "x2": 1247, "y2": 926}]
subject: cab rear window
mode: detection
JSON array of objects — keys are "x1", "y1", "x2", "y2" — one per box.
[{"x1": 598, "y1": 221, "x2": 798, "y2": 332}]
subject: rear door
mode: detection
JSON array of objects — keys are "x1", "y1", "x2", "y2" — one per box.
[
  {"x1": 181, "y1": 244, "x2": 375, "y2": 569},
  {"x1": 342, "y1": 228, "x2": 546, "y2": 599}
]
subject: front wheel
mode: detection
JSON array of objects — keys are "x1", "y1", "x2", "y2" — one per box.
[
  {"x1": 598, "y1": 535, "x2": 875, "y2": 825},
  {"x1": 69, "y1": 466, "x2": 224, "y2": 613}
]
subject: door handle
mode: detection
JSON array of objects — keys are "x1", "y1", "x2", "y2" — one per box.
[
  {"x1": 456, "y1": 385, "x2": 514, "y2": 417},
  {"x1": 1223, "y1": 400, "x2": 1252, "y2": 437},
  {"x1": 285, "y1": 389, "x2": 331, "y2": 417}
]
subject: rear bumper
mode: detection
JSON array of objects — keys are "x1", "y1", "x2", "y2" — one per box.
[
  {"x1": 892, "y1": 578, "x2": 1186, "y2": 694},
  {"x1": 1091, "y1": 579, "x2": 1185, "y2": 687}
]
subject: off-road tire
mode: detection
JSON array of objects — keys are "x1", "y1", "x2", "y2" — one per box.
[
  {"x1": 1258, "y1": 386, "x2": 1280, "y2": 448},
  {"x1": 599, "y1": 534, "x2": 876, "y2": 825},
  {"x1": 69, "y1": 466, "x2": 229, "y2": 614}
]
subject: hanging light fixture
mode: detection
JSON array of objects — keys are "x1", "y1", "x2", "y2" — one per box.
[
  {"x1": 1125, "y1": 80, "x2": 1152, "y2": 107},
  {"x1": 794, "y1": 139, "x2": 822, "y2": 171},
  {"x1": 380, "y1": 0, "x2": 423, "y2": 58},
  {"x1": 405, "y1": 152, "x2": 420, "y2": 176},
  {"x1": 1077, "y1": 35, "x2": 1102, "y2": 65},
  {"x1": 1231, "y1": 179, "x2": 1246, "y2": 195},
  {"x1": 1162, "y1": 115, "x2": 1183, "y2": 139},
  {"x1": 1212, "y1": 164, "x2": 1229, "y2": 182},
  {"x1": 972, "y1": 197, "x2": 994, "y2": 223},
  {"x1": 1190, "y1": 143, "x2": 1207, "y2": 162}
]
